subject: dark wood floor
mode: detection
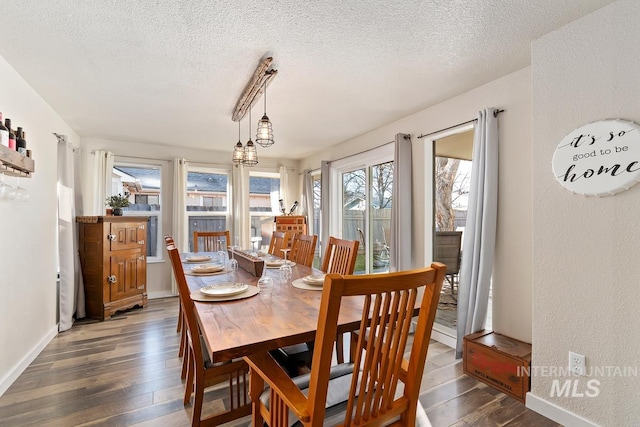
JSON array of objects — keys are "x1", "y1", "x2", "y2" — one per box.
[{"x1": 0, "y1": 298, "x2": 561, "y2": 427}]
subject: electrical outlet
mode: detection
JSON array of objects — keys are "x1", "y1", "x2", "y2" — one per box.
[{"x1": 569, "y1": 351, "x2": 586, "y2": 376}]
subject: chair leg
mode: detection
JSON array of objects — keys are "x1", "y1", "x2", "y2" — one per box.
[
  {"x1": 179, "y1": 314, "x2": 186, "y2": 358},
  {"x1": 192, "y1": 372, "x2": 205, "y2": 427},
  {"x1": 184, "y1": 347, "x2": 194, "y2": 405},
  {"x1": 177, "y1": 302, "x2": 183, "y2": 333},
  {"x1": 336, "y1": 333, "x2": 345, "y2": 364}
]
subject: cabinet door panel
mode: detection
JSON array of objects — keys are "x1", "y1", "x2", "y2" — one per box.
[
  {"x1": 110, "y1": 222, "x2": 145, "y2": 251},
  {"x1": 110, "y1": 253, "x2": 143, "y2": 300}
]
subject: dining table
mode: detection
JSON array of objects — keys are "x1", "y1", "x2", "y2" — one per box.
[{"x1": 182, "y1": 252, "x2": 366, "y2": 365}]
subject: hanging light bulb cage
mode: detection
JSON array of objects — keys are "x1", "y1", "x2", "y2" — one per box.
[
  {"x1": 243, "y1": 140, "x2": 258, "y2": 166},
  {"x1": 256, "y1": 114, "x2": 274, "y2": 147},
  {"x1": 232, "y1": 140, "x2": 245, "y2": 164}
]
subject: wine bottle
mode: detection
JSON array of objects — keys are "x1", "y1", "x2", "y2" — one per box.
[
  {"x1": 5, "y1": 118, "x2": 15, "y2": 150},
  {"x1": 0, "y1": 113, "x2": 8, "y2": 147},
  {"x1": 16, "y1": 127, "x2": 26, "y2": 155}
]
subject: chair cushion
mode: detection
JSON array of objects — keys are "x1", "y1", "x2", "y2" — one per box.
[{"x1": 259, "y1": 363, "x2": 432, "y2": 426}]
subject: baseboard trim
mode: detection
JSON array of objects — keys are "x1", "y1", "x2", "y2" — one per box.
[
  {"x1": 0, "y1": 325, "x2": 58, "y2": 397},
  {"x1": 526, "y1": 392, "x2": 599, "y2": 427},
  {"x1": 148, "y1": 291, "x2": 177, "y2": 300},
  {"x1": 430, "y1": 327, "x2": 457, "y2": 348}
]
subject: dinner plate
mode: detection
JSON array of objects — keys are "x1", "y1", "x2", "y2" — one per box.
[
  {"x1": 200, "y1": 283, "x2": 249, "y2": 297},
  {"x1": 185, "y1": 255, "x2": 212, "y2": 263},
  {"x1": 191, "y1": 263, "x2": 225, "y2": 273},
  {"x1": 302, "y1": 274, "x2": 326, "y2": 286},
  {"x1": 265, "y1": 259, "x2": 297, "y2": 268}
]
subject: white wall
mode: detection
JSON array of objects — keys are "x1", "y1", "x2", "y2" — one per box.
[
  {"x1": 80, "y1": 137, "x2": 300, "y2": 298},
  {"x1": 0, "y1": 57, "x2": 79, "y2": 395},
  {"x1": 530, "y1": 1, "x2": 640, "y2": 425},
  {"x1": 300, "y1": 67, "x2": 533, "y2": 343}
]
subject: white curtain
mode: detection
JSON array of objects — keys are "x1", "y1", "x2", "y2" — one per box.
[
  {"x1": 233, "y1": 164, "x2": 250, "y2": 248},
  {"x1": 456, "y1": 108, "x2": 499, "y2": 358},
  {"x1": 320, "y1": 161, "x2": 331, "y2": 259},
  {"x1": 279, "y1": 165, "x2": 290, "y2": 208},
  {"x1": 171, "y1": 158, "x2": 188, "y2": 295},
  {"x1": 90, "y1": 150, "x2": 114, "y2": 215},
  {"x1": 389, "y1": 133, "x2": 412, "y2": 272},
  {"x1": 301, "y1": 169, "x2": 313, "y2": 234},
  {"x1": 57, "y1": 136, "x2": 85, "y2": 331}
]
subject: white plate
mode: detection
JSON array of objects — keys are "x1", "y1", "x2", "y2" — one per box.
[
  {"x1": 200, "y1": 283, "x2": 249, "y2": 297},
  {"x1": 302, "y1": 274, "x2": 326, "y2": 285},
  {"x1": 185, "y1": 255, "x2": 212, "y2": 263},
  {"x1": 191, "y1": 264, "x2": 225, "y2": 273},
  {"x1": 265, "y1": 260, "x2": 297, "y2": 268}
]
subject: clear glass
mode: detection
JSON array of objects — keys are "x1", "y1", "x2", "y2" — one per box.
[
  {"x1": 279, "y1": 262, "x2": 292, "y2": 284},
  {"x1": 216, "y1": 238, "x2": 228, "y2": 266},
  {"x1": 0, "y1": 177, "x2": 16, "y2": 202},
  {"x1": 14, "y1": 180, "x2": 29, "y2": 202},
  {"x1": 257, "y1": 264, "x2": 273, "y2": 288}
]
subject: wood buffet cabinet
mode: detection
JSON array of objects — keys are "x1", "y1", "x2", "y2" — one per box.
[{"x1": 77, "y1": 216, "x2": 148, "y2": 320}]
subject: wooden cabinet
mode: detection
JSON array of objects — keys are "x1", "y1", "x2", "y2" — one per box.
[
  {"x1": 463, "y1": 330, "x2": 531, "y2": 403},
  {"x1": 77, "y1": 216, "x2": 148, "y2": 320}
]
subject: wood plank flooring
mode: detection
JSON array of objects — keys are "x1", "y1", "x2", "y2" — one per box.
[{"x1": 0, "y1": 298, "x2": 561, "y2": 426}]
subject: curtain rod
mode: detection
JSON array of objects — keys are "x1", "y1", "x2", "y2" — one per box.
[
  {"x1": 325, "y1": 140, "x2": 394, "y2": 165},
  {"x1": 416, "y1": 109, "x2": 504, "y2": 139}
]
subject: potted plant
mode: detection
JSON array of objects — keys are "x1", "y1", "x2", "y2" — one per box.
[{"x1": 106, "y1": 193, "x2": 130, "y2": 216}]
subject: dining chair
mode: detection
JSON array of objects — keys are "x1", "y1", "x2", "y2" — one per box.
[
  {"x1": 322, "y1": 237, "x2": 359, "y2": 363},
  {"x1": 244, "y1": 264, "x2": 446, "y2": 427},
  {"x1": 164, "y1": 235, "x2": 187, "y2": 372},
  {"x1": 289, "y1": 233, "x2": 318, "y2": 267},
  {"x1": 268, "y1": 230, "x2": 291, "y2": 256},
  {"x1": 166, "y1": 242, "x2": 251, "y2": 426},
  {"x1": 193, "y1": 230, "x2": 231, "y2": 252}
]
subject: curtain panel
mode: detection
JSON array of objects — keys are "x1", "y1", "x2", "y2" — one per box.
[
  {"x1": 456, "y1": 108, "x2": 499, "y2": 358},
  {"x1": 57, "y1": 137, "x2": 85, "y2": 331},
  {"x1": 390, "y1": 133, "x2": 413, "y2": 272}
]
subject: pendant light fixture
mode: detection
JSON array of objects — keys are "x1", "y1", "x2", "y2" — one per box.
[
  {"x1": 255, "y1": 80, "x2": 274, "y2": 148},
  {"x1": 232, "y1": 120, "x2": 245, "y2": 164},
  {"x1": 243, "y1": 108, "x2": 258, "y2": 166}
]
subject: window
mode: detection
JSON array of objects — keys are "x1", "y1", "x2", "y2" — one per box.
[
  {"x1": 112, "y1": 163, "x2": 162, "y2": 261},
  {"x1": 186, "y1": 167, "x2": 230, "y2": 251},
  {"x1": 331, "y1": 144, "x2": 393, "y2": 274},
  {"x1": 249, "y1": 171, "x2": 280, "y2": 249}
]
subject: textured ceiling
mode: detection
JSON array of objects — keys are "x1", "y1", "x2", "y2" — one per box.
[{"x1": 0, "y1": 0, "x2": 614, "y2": 160}]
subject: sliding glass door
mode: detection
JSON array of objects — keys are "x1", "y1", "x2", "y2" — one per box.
[{"x1": 334, "y1": 145, "x2": 393, "y2": 274}]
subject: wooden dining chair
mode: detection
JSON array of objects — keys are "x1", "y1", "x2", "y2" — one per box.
[
  {"x1": 277, "y1": 236, "x2": 360, "y2": 371},
  {"x1": 289, "y1": 233, "x2": 318, "y2": 267},
  {"x1": 321, "y1": 236, "x2": 359, "y2": 276},
  {"x1": 245, "y1": 264, "x2": 446, "y2": 427},
  {"x1": 322, "y1": 237, "x2": 359, "y2": 363},
  {"x1": 193, "y1": 230, "x2": 230, "y2": 252},
  {"x1": 166, "y1": 242, "x2": 251, "y2": 426},
  {"x1": 268, "y1": 230, "x2": 291, "y2": 256}
]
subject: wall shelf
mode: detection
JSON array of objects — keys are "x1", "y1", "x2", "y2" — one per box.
[{"x1": 0, "y1": 144, "x2": 34, "y2": 177}]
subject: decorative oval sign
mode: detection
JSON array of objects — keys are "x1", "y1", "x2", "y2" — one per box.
[{"x1": 552, "y1": 119, "x2": 640, "y2": 196}]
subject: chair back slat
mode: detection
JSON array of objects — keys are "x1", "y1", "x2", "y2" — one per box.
[
  {"x1": 193, "y1": 230, "x2": 231, "y2": 252},
  {"x1": 268, "y1": 231, "x2": 291, "y2": 256},
  {"x1": 321, "y1": 236, "x2": 359, "y2": 275},
  {"x1": 290, "y1": 233, "x2": 318, "y2": 267}
]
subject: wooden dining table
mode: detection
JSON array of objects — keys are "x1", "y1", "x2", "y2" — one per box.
[{"x1": 183, "y1": 253, "x2": 366, "y2": 364}]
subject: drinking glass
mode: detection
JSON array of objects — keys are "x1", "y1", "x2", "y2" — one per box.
[
  {"x1": 280, "y1": 248, "x2": 291, "y2": 265},
  {"x1": 0, "y1": 178, "x2": 16, "y2": 202},
  {"x1": 216, "y1": 238, "x2": 228, "y2": 266},
  {"x1": 228, "y1": 237, "x2": 238, "y2": 271},
  {"x1": 14, "y1": 179, "x2": 29, "y2": 202},
  {"x1": 279, "y1": 262, "x2": 292, "y2": 284},
  {"x1": 257, "y1": 265, "x2": 273, "y2": 289}
]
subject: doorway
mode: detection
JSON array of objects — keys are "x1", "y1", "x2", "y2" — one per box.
[{"x1": 432, "y1": 128, "x2": 474, "y2": 341}]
